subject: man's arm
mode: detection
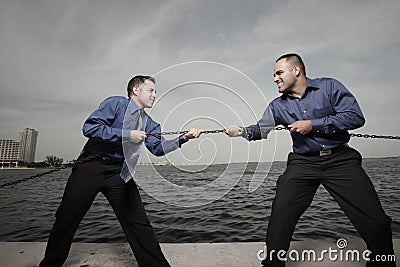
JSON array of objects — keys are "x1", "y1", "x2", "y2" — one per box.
[
  {"x1": 224, "y1": 104, "x2": 277, "y2": 140},
  {"x1": 311, "y1": 79, "x2": 365, "y2": 134},
  {"x1": 82, "y1": 97, "x2": 124, "y2": 143}
]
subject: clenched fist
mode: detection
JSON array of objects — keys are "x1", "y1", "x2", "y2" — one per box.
[
  {"x1": 223, "y1": 125, "x2": 245, "y2": 137},
  {"x1": 183, "y1": 128, "x2": 202, "y2": 140},
  {"x1": 130, "y1": 130, "x2": 147, "y2": 143},
  {"x1": 288, "y1": 120, "x2": 312, "y2": 135}
]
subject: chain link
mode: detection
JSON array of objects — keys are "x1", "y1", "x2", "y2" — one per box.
[{"x1": 1, "y1": 127, "x2": 398, "y2": 189}]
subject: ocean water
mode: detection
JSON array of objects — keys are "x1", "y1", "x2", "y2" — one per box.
[{"x1": 0, "y1": 158, "x2": 399, "y2": 243}]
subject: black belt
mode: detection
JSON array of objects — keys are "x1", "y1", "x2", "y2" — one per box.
[
  {"x1": 78, "y1": 150, "x2": 124, "y2": 164},
  {"x1": 298, "y1": 144, "x2": 349, "y2": 157}
]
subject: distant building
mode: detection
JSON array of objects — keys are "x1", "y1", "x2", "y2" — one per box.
[
  {"x1": 0, "y1": 139, "x2": 21, "y2": 162},
  {"x1": 19, "y1": 128, "x2": 38, "y2": 163}
]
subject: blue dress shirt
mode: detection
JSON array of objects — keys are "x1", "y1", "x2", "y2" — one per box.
[
  {"x1": 246, "y1": 77, "x2": 365, "y2": 154},
  {"x1": 82, "y1": 96, "x2": 187, "y2": 160}
]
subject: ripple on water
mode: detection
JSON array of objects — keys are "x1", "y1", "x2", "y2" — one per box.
[{"x1": 0, "y1": 159, "x2": 399, "y2": 242}]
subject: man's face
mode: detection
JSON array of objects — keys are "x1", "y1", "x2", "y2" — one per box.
[
  {"x1": 273, "y1": 59, "x2": 297, "y2": 94},
  {"x1": 136, "y1": 80, "x2": 156, "y2": 108}
]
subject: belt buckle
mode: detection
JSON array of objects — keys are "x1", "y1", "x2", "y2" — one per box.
[{"x1": 320, "y1": 150, "x2": 332, "y2": 156}]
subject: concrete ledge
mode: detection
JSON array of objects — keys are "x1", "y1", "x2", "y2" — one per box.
[{"x1": 0, "y1": 240, "x2": 398, "y2": 266}]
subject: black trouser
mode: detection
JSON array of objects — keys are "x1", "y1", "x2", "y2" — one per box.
[
  {"x1": 39, "y1": 156, "x2": 170, "y2": 267},
  {"x1": 261, "y1": 147, "x2": 395, "y2": 267}
]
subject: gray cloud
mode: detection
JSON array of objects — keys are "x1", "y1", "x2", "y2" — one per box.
[{"x1": 0, "y1": 0, "x2": 399, "y2": 162}]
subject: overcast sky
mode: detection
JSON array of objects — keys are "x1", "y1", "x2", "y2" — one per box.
[{"x1": 1, "y1": 0, "x2": 399, "y2": 163}]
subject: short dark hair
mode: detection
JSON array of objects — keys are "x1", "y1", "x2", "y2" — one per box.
[
  {"x1": 127, "y1": 75, "x2": 155, "y2": 97},
  {"x1": 276, "y1": 53, "x2": 306, "y2": 76}
]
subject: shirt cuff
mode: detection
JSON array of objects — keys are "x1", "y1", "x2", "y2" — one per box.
[
  {"x1": 241, "y1": 127, "x2": 250, "y2": 140},
  {"x1": 122, "y1": 129, "x2": 131, "y2": 141},
  {"x1": 178, "y1": 135, "x2": 189, "y2": 146},
  {"x1": 312, "y1": 118, "x2": 337, "y2": 134},
  {"x1": 311, "y1": 118, "x2": 325, "y2": 133},
  {"x1": 245, "y1": 125, "x2": 261, "y2": 140}
]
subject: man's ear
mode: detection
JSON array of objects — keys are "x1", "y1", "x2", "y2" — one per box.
[
  {"x1": 293, "y1": 65, "x2": 301, "y2": 77},
  {"x1": 131, "y1": 86, "x2": 139, "y2": 96}
]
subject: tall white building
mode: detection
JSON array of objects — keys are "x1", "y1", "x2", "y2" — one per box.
[{"x1": 19, "y1": 128, "x2": 38, "y2": 163}]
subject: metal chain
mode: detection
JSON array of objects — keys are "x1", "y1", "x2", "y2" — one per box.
[
  {"x1": 349, "y1": 133, "x2": 400, "y2": 140},
  {"x1": 1, "y1": 127, "x2": 398, "y2": 189},
  {"x1": 0, "y1": 166, "x2": 67, "y2": 189},
  {"x1": 148, "y1": 127, "x2": 400, "y2": 139},
  {"x1": 0, "y1": 152, "x2": 105, "y2": 189},
  {"x1": 147, "y1": 126, "x2": 288, "y2": 136},
  {"x1": 147, "y1": 129, "x2": 224, "y2": 136}
]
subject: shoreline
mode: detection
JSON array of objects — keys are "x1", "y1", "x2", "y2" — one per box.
[{"x1": 0, "y1": 167, "x2": 36, "y2": 170}]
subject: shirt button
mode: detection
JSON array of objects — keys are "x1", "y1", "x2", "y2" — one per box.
[
  {"x1": 322, "y1": 145, "x2": 325, "y2": 148},
  {"x1": 303, "y1": 110, "x2": 307, "y2": 113}
]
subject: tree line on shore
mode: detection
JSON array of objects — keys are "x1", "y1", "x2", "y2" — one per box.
[{"x1": 19, "y1": 155, "x2": 75, "y2": 168}]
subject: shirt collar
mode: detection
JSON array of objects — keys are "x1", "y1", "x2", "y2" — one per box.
[
  {"x1": 127, "y1": 99, "x2": 148, "y2": 119},
  {"x1": 127, "y1": 99, "x2": 139, "y2": 115},
  {"x1": 283, "y1": 77, "x2": 319, "y2": 99},
  {"x1": 306, "y1": 77, "x2": 320, "y2": 90}
]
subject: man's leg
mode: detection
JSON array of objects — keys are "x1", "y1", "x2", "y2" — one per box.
[
  {"x1": 103, "y1": 174, "x2": 170, "y2": 267},
  {"x1": 322, "y1": 147, "x2": 395, "y2": 267},
  {"x1": 39, "y1": 160, "x2": 102, "y2": 267},
  {"x1": 262, "y1": 153, "x2": 321, "y2": 267}
]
